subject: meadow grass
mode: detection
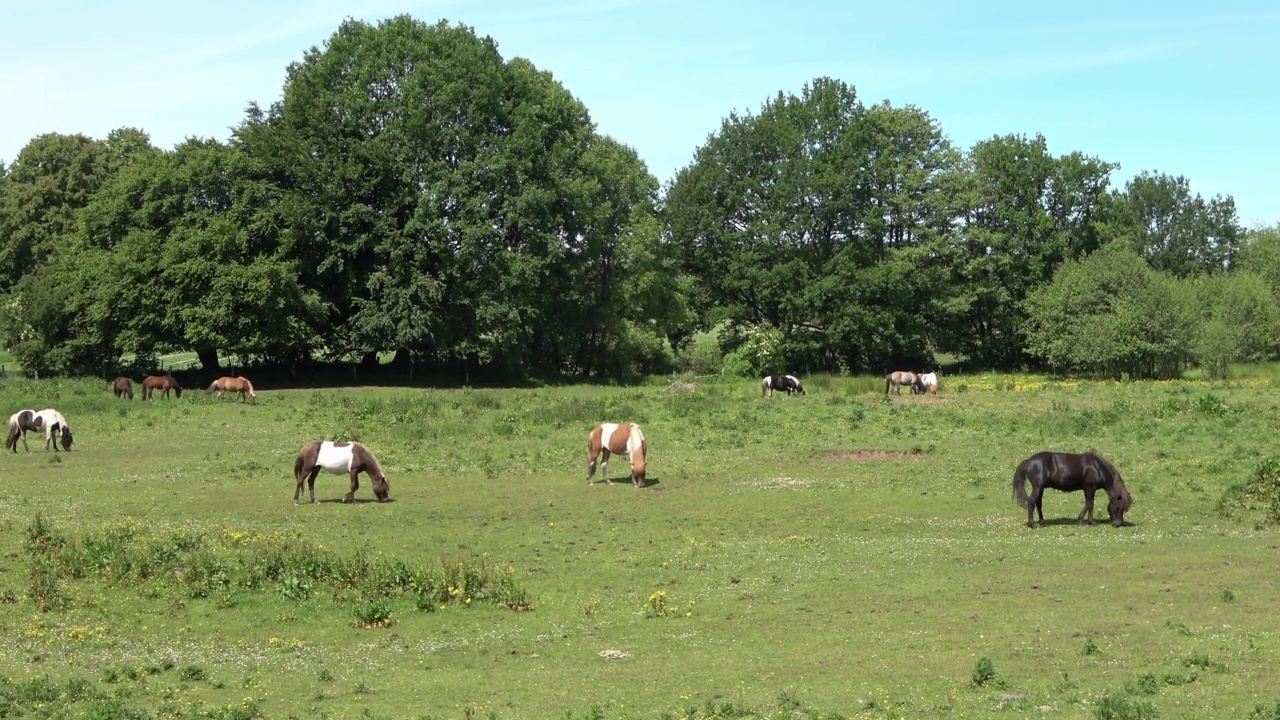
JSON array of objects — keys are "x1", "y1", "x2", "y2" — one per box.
[{"x1": 0, "y1": 373, "x2": 1279, "y2": 718}]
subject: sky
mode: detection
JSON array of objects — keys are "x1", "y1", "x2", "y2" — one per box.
[{"x1": 3, "y1": 0, "x2": 1277, "y2": 226}]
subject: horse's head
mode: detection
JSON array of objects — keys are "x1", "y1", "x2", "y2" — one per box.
[
  {"x1": 1108, "y1": 483, "x2": 1132, "y2": 527},
  {"x1": 372, "y1": 474, "x2": 390, "y2": 502},
  {"x1": 60, "y1": 426, "x2": 73, "y2": 451}
]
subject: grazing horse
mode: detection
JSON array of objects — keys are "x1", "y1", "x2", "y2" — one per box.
[
  {"x1": 885, "y1": 371, "x2": 918, "y2": 395},
  {"x1": 208, "y1": 376, "x2": 257, "y2": 403},
  {"x1": 26, "y1": 409, "x2": 72, "y2": 452},
  {"x1": 586, "y1": 422, "x2": 649, "y2": 487},
  {"x1": 112, "y1": 377, "x2": 134, "y2": 400},
  {"x1": 761, "y1": 374, "x2": 806, "y2": 397},
  {"x1": 6, "y1": 410, "x2": 42, "y2": 452},
  {"x1": 142, "y1": 373, "x2": 182, "y2": 400},
  {"x1": 293, "y1": 440, "x2": 389, "y2": 504},
  {"x1": 918, "y1": 372, "x2": 938, "y2": 394},
  {"x1": 1012, "y1": 451, "x2": 1132, "y2": 528}
]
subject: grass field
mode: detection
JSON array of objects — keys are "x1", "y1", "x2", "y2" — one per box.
[{"x1": 1, "y1": 373, "x2": 1280, "y2": 719}]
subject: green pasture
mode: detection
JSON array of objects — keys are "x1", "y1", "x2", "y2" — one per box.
[{"x1": 1, "y1": 374, "x2": 1280, "y2": 719}]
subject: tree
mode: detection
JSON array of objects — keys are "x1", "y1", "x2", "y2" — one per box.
[
  {"x1": 238, "y1": 16, "x2": 662, "y2": 377},
  {"x1": 1024, "y1": 243, "x2": 1195, "y2": 379},
  {"x1": 665, "y1": 77, "x2": 958, "y2": 372},
  {"x1": 938, "y1": 134, "x2": 1117, "y2": 370},
  {"x1": 1108, "y1": 171, "x2": 1242, "y2": 277}
]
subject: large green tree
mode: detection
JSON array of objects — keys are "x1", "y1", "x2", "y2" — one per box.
[
  {"x1": 237, "y1": 16, "x2": 660, "y2": 377},
  {"x1": 938, "y1": 134, "x2": 1117, "y2": 369},
  {"x1": 665, "y1": 78, "x2": 959, "y2": 372},
  {"x1": 1107, "y1": 171, "x2": 1242, "y2": 277}
]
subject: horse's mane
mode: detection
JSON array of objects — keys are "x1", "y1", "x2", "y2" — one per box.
[
  {"x1": 1088, "y1": 452, "x2": 1130, "y2": 501},
  {"x1": 357, "y1": 442, "x2": 386, "y2": 478}
]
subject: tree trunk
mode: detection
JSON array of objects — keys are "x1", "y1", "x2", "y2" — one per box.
[{"x1": 196, "y1": 348, "x2": 221, "y2": 372}]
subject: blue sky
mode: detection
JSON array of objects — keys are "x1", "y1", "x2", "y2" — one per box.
[{"x1": 3, "y1": 0, "x2": 1277, "y2": 226}]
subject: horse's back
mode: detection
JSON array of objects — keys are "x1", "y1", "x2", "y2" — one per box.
[{"x1": 313, "y1": 441, "x2": 356, "y2": 474}]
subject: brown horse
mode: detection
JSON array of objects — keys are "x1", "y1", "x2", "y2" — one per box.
[
  {"x1": 293, "y1": 440, "x2": 389, "y2": 504},
  {"x1": 141, "y1": 373, "x2": 182, "y2": 400},
  {"x1": 112, "y1": 377, "x2": 134, "y2": 400},
  {"x1": 1012, "y1": 451, "x2": 1132, "y2": 528},
  {"x1": 586, "y1": 422, "x2": 649, "y2": 487},
  {"x1": 6, "y1": 409, "x2": 42, "y2": 452},
  {"x1": 207, "y1": 376, "x2": 256, "y2": 403}
]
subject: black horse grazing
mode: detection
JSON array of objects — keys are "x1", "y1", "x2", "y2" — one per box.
[
  {"x1": 1012, "y1": 451, "x2": 1132, "y2": 528},
  {"x1": 761, "y1": 374, "x2": 806, "y2": 397}
]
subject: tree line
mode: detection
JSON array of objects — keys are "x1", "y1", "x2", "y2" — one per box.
[{"x1": 0, "y1": 15, "x2": 1275, "y2": 382}]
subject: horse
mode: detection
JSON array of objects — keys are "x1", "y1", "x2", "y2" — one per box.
[
  {"x1": 885, "y1": 371, "x2": 918, "y2": 395},
  {"x1": 6, "y1": 409, "x2": 43, "y2": 452},
  {"x1": 586, "y1": 422, "x2": 648, "y2": 487},
  {"x1": 22, "y1": 409, "x2": 73, "y2": 452},
  {"x1": 142, "y1": 373, "x2": 182, "y2": 400},
  {"x1": 761, "y1": 374, "x2": 806, "y2": 397},
  {"x1": 208, "y1": 376, "x2": 257, "y2": 403},
  {"x1": 293, "y1": 440, "x2": 389, "y2": 504},
  {"x1": 1011, "y1": 451, "x2": 1132, "y2": 529},
  {"x1": 112, "y1": 377, "x2": 134, "y2": 400},
  {"x1": 918, "y1": 372, "x2": 938, "y2": 395}
]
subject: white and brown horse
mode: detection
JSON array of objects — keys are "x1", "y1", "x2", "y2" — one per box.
[
  {"x1": 586, "y1": 422, "x2": 649, "y2": 487},
  {"x1": 8, "y1": 409, "x2": 73, "y2": 452},
  {"x1": 919, "y1": 372, "x2": 938, "y2": 394},
  {"x1": 293, "y1": 440, "x2": 389, "y2": 504},
  {"x1": 208, "y1": 376, "x2": 257, "y2": 403},
  {"x1": 6, "y1": 409, "x2": 42, "y2": 452},
  {"x1": 761, "y1": 374, "x2": 806, "y2": 397}
]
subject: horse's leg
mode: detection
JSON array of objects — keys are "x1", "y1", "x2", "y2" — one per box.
[
  {"x1": 600, "y1": 449, "x2": 612, "y2": 484},
  {"x1": 293, "y1": 469, "x2": 304, "y2": 505},
  {"x1": 1079, "y1": 487, "x2": 1097, "y2": 525},
  {"x1": 308, "y1": 469, "x2": 320, "y2": 504},
  {"x1": 1027, "y1": 484, "x2": 1043, "y2": 528},
  {"x1": 345, "y1": 470, "x2": 360, "y2": 503},
  {"x1": 20, "y1": 430, "x2": 29, "y2": 453}
]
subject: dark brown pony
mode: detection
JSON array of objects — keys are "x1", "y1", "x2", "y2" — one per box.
[
  {"x1": 142, "y1": 373, "x2": 182, "y2": 400},
  {"x1": 293, "y1": 440, "x2": 389, "y2": 504},
  {"x1": 586, "y1": 422, "x2": 648, "y2": 487},
  {"x1": 6, "y1": 409, "x2": 42, "y2": 452},
  {"x1": 112, "y1": 377, "x2": 134, "y2": 400},
  {"x1": 207, "y1": 376, "x2": 256, "y2": 403},
  {"x1": 1012, "y1": 451, "x2": 1132, "y2": 528}
]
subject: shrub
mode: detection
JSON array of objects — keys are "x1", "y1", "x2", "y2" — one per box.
[
  {"x1": 1095, "y1": 693, "x2": 1159, "y2": 720},
  {"x1": 970, "y1": 657, "x2": 996, "y2": 687}
]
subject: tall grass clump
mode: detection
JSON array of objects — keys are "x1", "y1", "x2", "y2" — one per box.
[
  {"x1": 20, "y1": 517, "x2": 530, "y2": 614},
  {"x1": 1217, "y1": 456, "x2": 1280, "y2": 527}
]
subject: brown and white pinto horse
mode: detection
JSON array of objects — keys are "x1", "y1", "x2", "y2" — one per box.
[
  {"x1": 293, "y1": 440, "x2": 389, "y2": 504},
  {"x1": 6, "y1": 409, "x2": 42, "y2": 452},
  {"x1": 208, "y1": 376, "x2": 256, "y2": 403},
  {"x1": 586, "y1": 422, "x2": 649, "y2": 487},
  {"x1": 7, "y1": 409, "x2": 73, "y2": 452},
  {"x1": 142, "y1": 373, "x2": 182, "y2": 400},
  {"x1": 112, "y1": 377, "x2": 134, "y2": 400}
]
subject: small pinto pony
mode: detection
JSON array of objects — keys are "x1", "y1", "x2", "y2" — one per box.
[
  {"x1": 294, "y1": 440, "x2": 389, "y2": 504},
  {"x1": 885, "y1": 371, "x2": 918, "y2": 395},
  {"x1": 112, "y1": 377, "x2": 134, "y2": 400},
  {"x1": 918, "y1": 372, "x2": 938, "y2": 394},
  {"x1": 7, "y1": 409, "x2": 72, "y2": 452},
  {"x1": 208, "y1": 376, "x2": 257, "y2": 403},
  {"x1": 1012, "y1": 451, "x2": 1132, "y2": 528},
  {"x1": 6, "y1": 409, "x2": 42, "y2": 452},
  {"x1": 761, "y1": 374, "x2": 806, "y2": 397},
  {"x1": 142, "y1": 373, "x2": 182, "y2": 400},
  {"x1": 586, "y1": 422, "x2": 648, "y2": 487}
]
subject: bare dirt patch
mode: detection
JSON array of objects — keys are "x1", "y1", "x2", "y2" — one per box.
[{"x1": 823, "y1": 449, "x2": 926, "y2": 461}]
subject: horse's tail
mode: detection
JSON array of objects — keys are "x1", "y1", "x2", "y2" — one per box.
[
  {"x1": 293, "y1": 450, "x2": 306, "y2": 483},
  {"x1": 207, "y1": 380, "x2": 219, "y2": 393},
  {"x1": 885, "y1": 374, "x2": 891, "y2": 394},
  {"x1": 1011, "y1": 459, "x2": 1032, "y2": 509}
]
